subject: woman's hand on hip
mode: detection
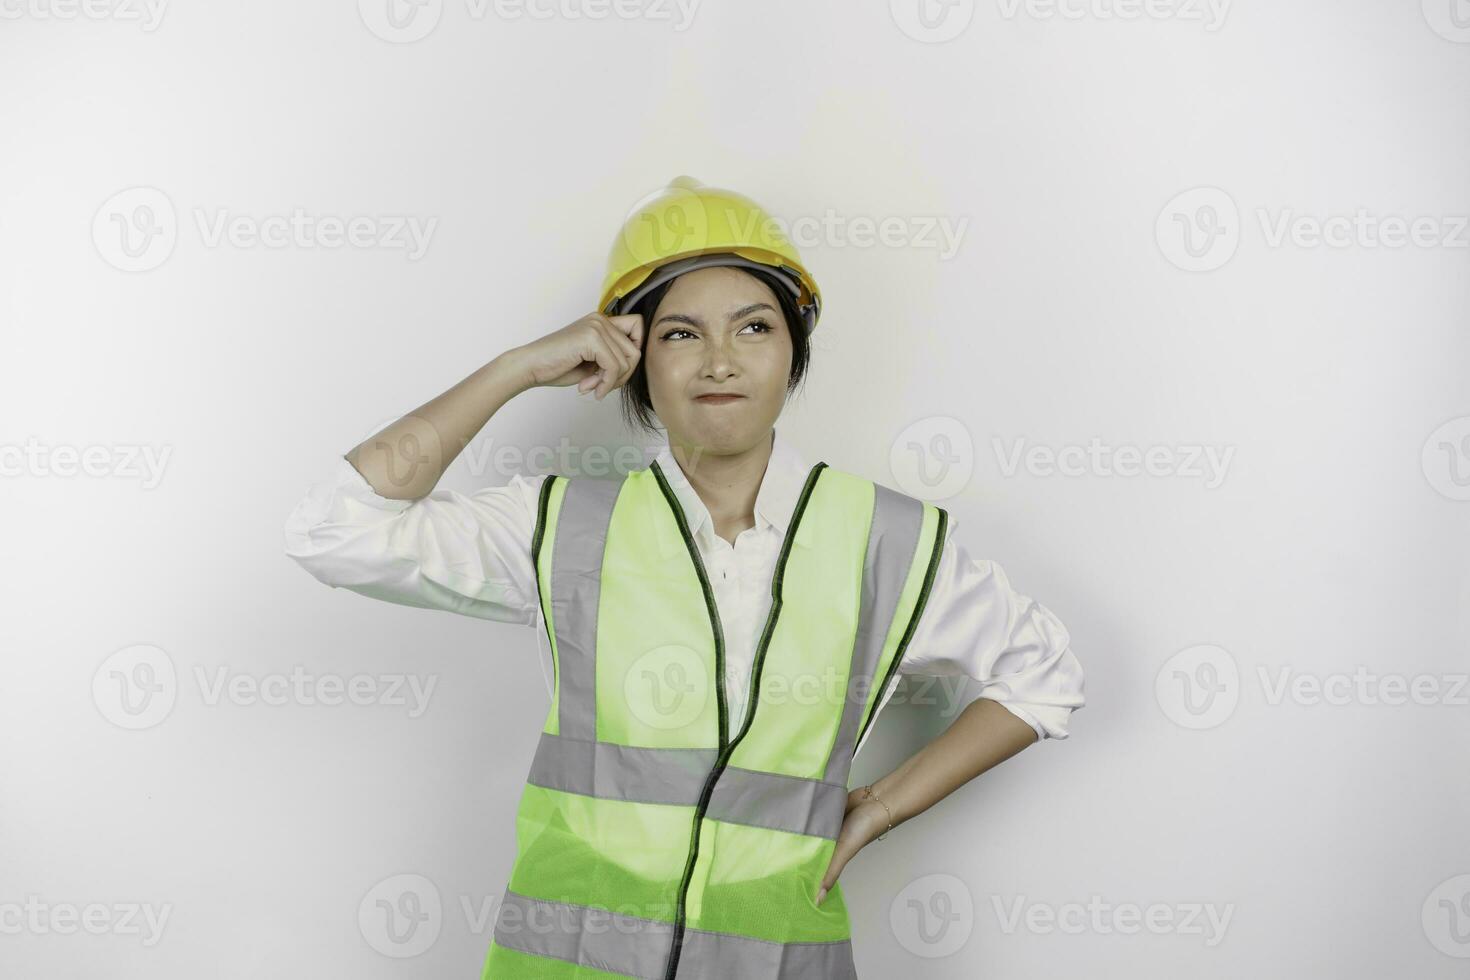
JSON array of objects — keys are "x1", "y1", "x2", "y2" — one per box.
[{"x1": 815, "y1": 787, "x2": 892, "y2": 906}]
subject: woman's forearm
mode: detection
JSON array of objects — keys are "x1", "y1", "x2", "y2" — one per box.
[
  {"x1": 856, "y1": 696, "x2": 1039, "y2": 835},
  {"x1": 343, "y1": 349, "x2": 534, "y2": 501}
]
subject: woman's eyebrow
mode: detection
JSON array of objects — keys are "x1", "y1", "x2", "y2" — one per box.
[{"x1": 653, "y1": 302, "x2": 776, "y2": 329}]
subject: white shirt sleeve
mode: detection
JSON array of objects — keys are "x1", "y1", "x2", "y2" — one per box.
[
  {"x1": 897, "y1": 514, "x2": 1086, "y2": 741},
  {"x1": 282, "y1": 456, "x2": 546, "y2": 626}
]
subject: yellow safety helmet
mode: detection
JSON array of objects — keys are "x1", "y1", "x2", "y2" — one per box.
[{"x1": 598, "y1": 175, "x2": 822, "y2": 336}]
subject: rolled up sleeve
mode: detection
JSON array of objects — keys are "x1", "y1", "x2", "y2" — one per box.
[
  {"x1": 282, "y1": 455, "x2": 544, "y2": 626},
  {"x1": 898, "y1": 517, "x2": 1085, "y2": 741}
]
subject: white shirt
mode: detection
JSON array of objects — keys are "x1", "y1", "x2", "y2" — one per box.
[{"x1": 282, "y1": 427, "x2": 1084, "y2": 756}]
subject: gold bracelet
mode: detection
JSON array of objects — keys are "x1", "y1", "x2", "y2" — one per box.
[{"x1": 860, "y1": 785, "x2": 893, "y2": 841}]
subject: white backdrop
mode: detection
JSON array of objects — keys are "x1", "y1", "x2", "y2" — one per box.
[{"x1": 3, "y1": 1, "x2": 1468, "y2": 977}]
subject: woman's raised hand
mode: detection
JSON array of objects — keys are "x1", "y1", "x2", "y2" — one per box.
[{"x1": 512, "y1": 312, "x2": 645, "y2": 401}]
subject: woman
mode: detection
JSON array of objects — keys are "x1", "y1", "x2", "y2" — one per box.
[{"x1": 284, "y1": 176, "x2": 1085, "y2": 979}]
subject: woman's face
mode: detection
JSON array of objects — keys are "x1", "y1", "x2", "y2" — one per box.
[{"x1": 643, "y1": 265, "x2": 793, "y2": 455}]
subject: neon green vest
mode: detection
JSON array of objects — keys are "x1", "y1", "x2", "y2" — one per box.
[{"x1": 482, "y1": 457, "x2": 947, "y2": 979}]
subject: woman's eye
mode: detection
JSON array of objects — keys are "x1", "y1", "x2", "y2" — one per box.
[
  {"x1": 662, "y1": 328, "x2": 694, "y2": 341},
  {"x1": 741, "y1": 319, "x2": 772, "y2": 334}
]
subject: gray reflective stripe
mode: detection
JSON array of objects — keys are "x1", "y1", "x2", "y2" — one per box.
[
  {"x1": 823, "y1": 483, "x2": 928, "y2": 782},
  {"x1": 493, "y1": 888, "x2": 673, "y2": 980},
  {"x1": 526, "y1": 731, "x2": 849, "y2": 839},
  {"x1": 707, "y1": 764, "x2": 847, "y2": 839},
  {"x1": 526, "y1": 730, "x2": 715, "y2": 806},
  {"x1": 547, "y1": 476, "x2": 624, "y2": 740},
  {"x1": 493, "y1": 890, "x2": 857, "y2": 980}
]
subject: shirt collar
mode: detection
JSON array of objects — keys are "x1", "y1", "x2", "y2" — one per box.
[{"x1": 650, "y1": 426, "x2": 812, "y2": 557}]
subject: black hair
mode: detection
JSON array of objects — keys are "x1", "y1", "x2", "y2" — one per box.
[{"x1": 616, "y1": 264, "x2": 813, "y2": 435}]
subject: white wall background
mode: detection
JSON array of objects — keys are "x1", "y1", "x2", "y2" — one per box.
[{"x1": 3, "y1": 1, "x2": 1468, "y2": 977}]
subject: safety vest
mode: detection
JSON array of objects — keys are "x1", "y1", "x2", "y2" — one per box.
[{"x1": 482, "y1": 456, "x2": 948, "y2": 979}]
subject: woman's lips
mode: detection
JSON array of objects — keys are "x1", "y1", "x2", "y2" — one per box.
[{"x1": 695, "y1": 394, "x2": 745, "y2": 404}]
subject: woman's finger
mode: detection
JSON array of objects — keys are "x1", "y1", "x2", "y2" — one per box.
[
  {"x1": 596, "y1": 314, "x2": 643, "y2": 388},
  {"x1": 586, "y1": 316, "x2": 641, "y2": 398},
  {"x1": 581, "y1": 322, "x2": 629, "y2": 400},
  {"x1": 577, "y1": 333, "x2": 623, "y2": 400}
]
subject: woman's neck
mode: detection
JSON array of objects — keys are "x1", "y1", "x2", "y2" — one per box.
[{"x1": 669, "y1": 429, "x2": 774, "y2": 547}]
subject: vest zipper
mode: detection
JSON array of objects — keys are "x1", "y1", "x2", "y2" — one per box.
[{"x1": 649, "y1": 458, "x2": 828, "y2": 980}]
